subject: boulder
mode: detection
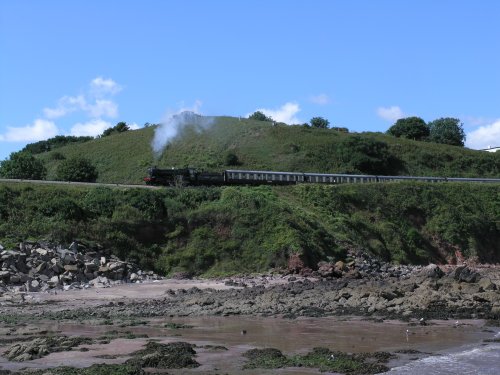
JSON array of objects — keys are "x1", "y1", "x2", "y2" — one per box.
[
  {"x1": 478, "y1": 277, "x2": 497, "y2": 291},
  {"x1": 450, "y1": 266, "x2": 480, "y2": 283},
  {"x1": 419, "y1": 264, "x2": 444, "y2": 279}
]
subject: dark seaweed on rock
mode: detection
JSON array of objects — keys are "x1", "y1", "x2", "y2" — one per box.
[{"x1": 125, "y1": 341, "x2": 199, "y2": 369}]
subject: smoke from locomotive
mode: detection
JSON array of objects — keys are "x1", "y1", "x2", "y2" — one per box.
[{"x1": 151, "y1": 111, "x2": 214, "y2": 158}]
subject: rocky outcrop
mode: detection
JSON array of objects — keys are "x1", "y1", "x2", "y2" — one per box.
[{"x1": 0, "y1": 241, "x2": 161, "y2": 293}]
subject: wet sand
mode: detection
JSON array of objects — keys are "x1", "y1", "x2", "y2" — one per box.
[
  {"x1": 1, "y1": 272, "x2": 499, "y2": 374},
  {"x1": 0, "y1": 315, "x2": 496, "y2": 374}
]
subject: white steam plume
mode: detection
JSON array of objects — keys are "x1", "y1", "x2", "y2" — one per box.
[{"x1": 151, "y1": 110, "x2": 214, "y2": 158}]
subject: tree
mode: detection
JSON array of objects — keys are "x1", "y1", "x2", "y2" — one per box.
[
  {"x1": 56, "y1": 157, "x2": 98, "y2": 182},
  {"x1": 310, "y1": 117, "x2": 330, "y2": 129},
  {"x1": 101, "y1": 122, "x2": 130, "y2": 137},
  {"x1": 0, "y1": 151, "x2": 46, "y2": 180},
  {"x1": 248, "y1": 111, "x2": 272, "y2": 122},
  {"x1": 428, "y1": 118, "x2": 466, "y2": 146},
  {"x1": 387, "y1": 117, "x2": 429, "y2": 141}
]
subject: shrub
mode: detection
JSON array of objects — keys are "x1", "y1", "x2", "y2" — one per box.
[
  {"x1": 0, "y1": 152, "x2": 46, "y2": 180},
  {"x1": 387, "y1": 117, "x2": 429, "y2": 140},
  {"x1": 249, "y1": 111, "x2": 272, "y2": 122},
  {"x1": 335, "y1": 136, "x2": 399, "y2": 174},
  {"x1": 310, "y1": 117, "x2": 330, "y2": 129},
  {"x1": 225, "y1": 152, "x2": 240, "y2": 166},
  {"x1": 56, "y1": 157, "x2": 98, "y2": 182}
]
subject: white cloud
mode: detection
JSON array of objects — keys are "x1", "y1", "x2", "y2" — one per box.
[
  {"x1": 310, "y1": 94, "x2": 330, "y2": 105},
  {"x1": 252, "y1": 102, "x2": 301, "y2": 124},
  {"x1": 87, "y1": 99, "x2": 118, "y2": 118},
  {"x1": 43, "y1": 95, "x2": 87, "y2": 119},
  {"x1": 0, "y1": 119, "x2": 59, "y2": 142},
  {"x1": 70, "y1": 119, "x2": 112, "y2": 137},
  {"x1": 128, "y1": 123, "x2": 141, "y2": 130},
  {"x1": 377, "y1": 106, "x2": 405, "y2": 122},
  {"x1": 90, "y1": 77, "x2": 122, "y2": 96},
  {"x1": 466, "y1": 119, "x2": 500, "y2": 150}
]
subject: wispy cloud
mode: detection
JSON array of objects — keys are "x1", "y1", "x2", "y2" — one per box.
[
  {"x1": 70, "y1": 119, "x2": 112, "y2": 137},
  {"x1": 0, "y1": 119, "x2": 59, "y2": 142},
  {"x1": 310, "y1": 94, "x2": 330, "y2": 105},
  {"x1": 251, "y1": 102, "x2": 301, "y2": 124},
  {"x1": 90, "y1": 77, "x2": 122, "y2": 96},
  {"x1": 466, "y1": 119, "x2": 500, "y2": 150},
  {"x1": 377, "y1": 106, "x2": 405, "y2": 122},
  {"x1": 43, "y1": 78, "x2": 120, "y2": 121}
]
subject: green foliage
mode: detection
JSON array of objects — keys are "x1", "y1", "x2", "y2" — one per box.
[
  {"x1": 387, "y1": 117, "x2": 429, "y2": 140},
  {"x1": 0, "y1": 182, "x2": 498, "y2": 275},
  {"x1": 248, "y1": 111, "x2": 272, "y2": 121},
  {"x1": 310, "y1": 116, "x2": 330, "y2": 129},
  {"x1": 56, "y1": 157, "x2": 98, "y2": 182},
  {"x1": 0, "y1": 151, "x2": 46, "y2": 180},
  {"x1": 335, "y1": 136, "x2": 399, "y2": 174},
  {"x1": 101, "y1": 122, "x2": 131, "y2": 137},
  {"x1": 428, "y1": 117, "x2": 466, "y2": 146},
  {"x1": 21, "y1": 135, "x2": 93, "y2": 154},
  {"x1": 224, "y1": 152, "x2": 240, "y2": 166}
]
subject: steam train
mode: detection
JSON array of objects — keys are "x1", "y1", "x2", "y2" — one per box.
[{"x1": 144, "y1": 167, "x2": 500, "y2": 186}]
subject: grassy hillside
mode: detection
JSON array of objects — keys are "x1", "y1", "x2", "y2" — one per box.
[
  {"x1": 37, "y1": 116, "x2": 499, "y2": 184},
  {"x1": 1, "y1": 182, "x2": 498, "y2": 275}
]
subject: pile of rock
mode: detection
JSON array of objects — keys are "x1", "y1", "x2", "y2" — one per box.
[
  {"x1": 0, "y1": 241, "x2": 161, "y2": 293},
  {"x1": 312, "y1": 250, "x2": 420, "y2": 280}
]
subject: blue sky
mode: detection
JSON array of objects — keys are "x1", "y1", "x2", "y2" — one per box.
[{"x1": 1, "y1": 0, "x2": 499, "y2": 160}]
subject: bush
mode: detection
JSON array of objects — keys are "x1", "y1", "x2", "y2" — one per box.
[
  {"x1": 101, "y1": 122, "x2": 130, "y2": 137},
  {"x1": 0, "y1": 152, "x2": 46, "y2": 180},
  {"x1": 387, "y1": 117, "x2": 429, "y2": 140},
  {"x1": 225, "y1": 152, "x2": 240, "y2": 166},
  {"x1": 310, "y1": 117, "x2": 330, "y2": 129},
  {"x1": 249, "y1": 111, "x2": 272, "y2": 122},
  {"x1": 56, "y1": 157, "x2": 98, "y2": 182},
  {"x1": 335, "y1": 136, "x2": 399, "y2": 174}
]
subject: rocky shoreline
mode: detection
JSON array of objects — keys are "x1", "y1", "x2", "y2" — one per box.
[
  {"x1": 0, "y1": 242, "x2": 499, "y2": 374},
  {"x1": 0, "y1": 242, "x2": 498, "y2": 322}
]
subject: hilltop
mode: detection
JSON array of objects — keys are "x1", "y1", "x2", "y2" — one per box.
[{"x1": 35, "y1": 116, "x2": 499, "y2": 184}]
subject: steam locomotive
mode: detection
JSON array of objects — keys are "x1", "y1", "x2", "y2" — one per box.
[{"x1": 144, "y1": 167, "x2": 500, "y2": 186}]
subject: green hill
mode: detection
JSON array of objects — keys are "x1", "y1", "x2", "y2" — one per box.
[
  {"x1": 37, "y1": 116, "x2": 499, "y2": 184},
  {"x1": 1, "y1": 116, "x2": 498, "y2": 275}
]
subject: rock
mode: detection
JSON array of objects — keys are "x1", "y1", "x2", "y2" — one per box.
[
  {"x1": 129, "y1": 273, "x2": 139, "y2": 281},
  {"x1": 48, "y1": 276, "x2": 60, "y2": 287},
  {"x1": 334, "y1": 261, "x2": 346, "y2": 271},
  {"x1": 478, "y1": 277, "x2": 497, "y2": 291},
  {"x1": 419, "y1": 264, "x2": 444, "y2": 279},
  {"x1": 451, "y1": 266, "x2": 480, "y2": 283},
  {"x1": 64, "y1": 264, "x2": 78, "y2": 272}
]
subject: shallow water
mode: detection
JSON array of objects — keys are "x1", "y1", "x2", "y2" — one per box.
[{"x1": 0, "y1": 316, "x2": 497, "y2": 374}]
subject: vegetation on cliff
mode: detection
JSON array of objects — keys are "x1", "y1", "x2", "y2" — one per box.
[{"x1": 0, "y1": 182, "x2": 498, "y2": 275}]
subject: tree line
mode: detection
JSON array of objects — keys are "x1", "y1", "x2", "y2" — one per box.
[{"x1": 386, "y1": 117, "x2": 466, "y2": 146}]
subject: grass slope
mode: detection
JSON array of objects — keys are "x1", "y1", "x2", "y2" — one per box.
[{"x1": 38, "y1": 117, "x2": 499, "y2": 184}]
